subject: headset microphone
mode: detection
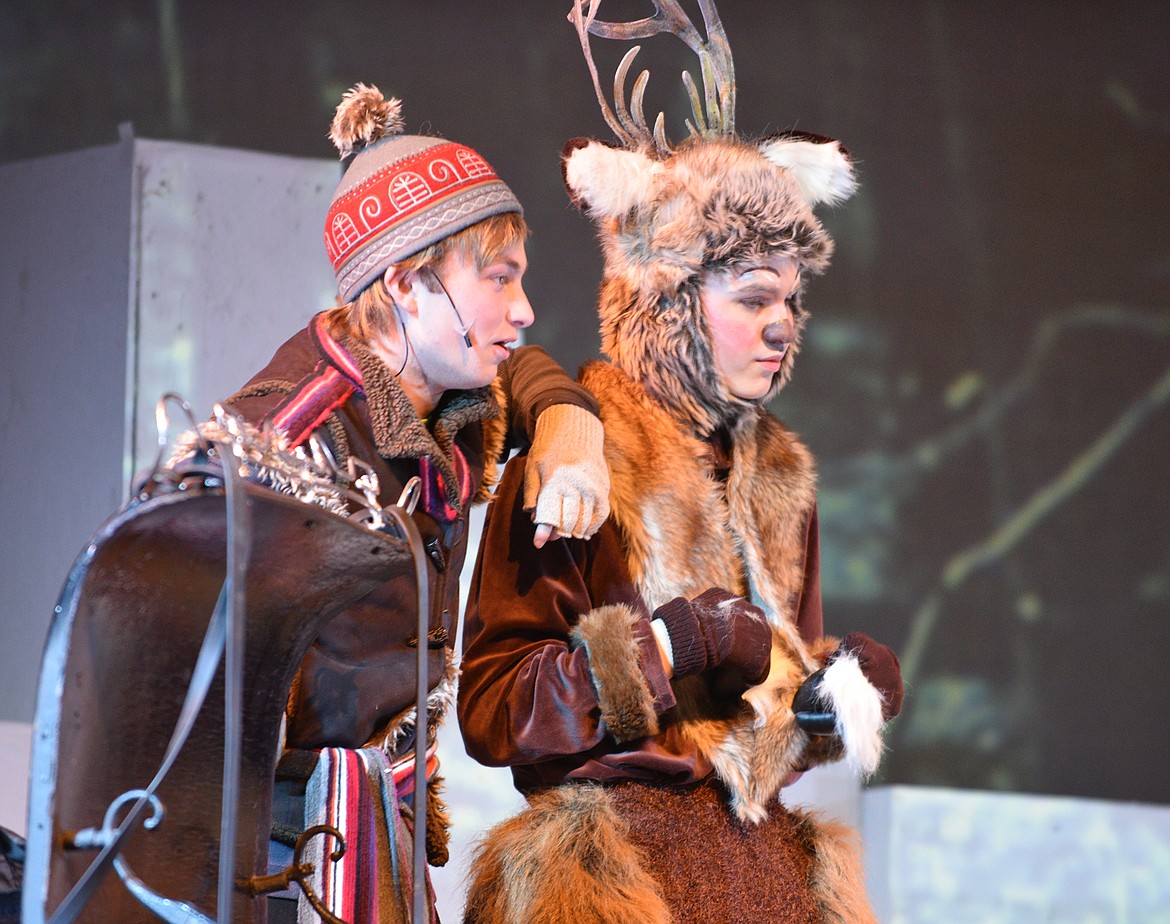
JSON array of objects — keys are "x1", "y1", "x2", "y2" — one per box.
[{"x1": 427, "y1": 268, "x2": 473, "y2": 348}]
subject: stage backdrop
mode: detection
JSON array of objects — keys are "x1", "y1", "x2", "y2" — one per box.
[{"x1": 2, "y1": 0, "x2": 1167, "y2": 852}]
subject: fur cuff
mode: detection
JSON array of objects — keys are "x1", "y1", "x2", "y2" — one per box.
[
  {"x1": 425, "y1": 774, "x2": 451, "y2": 867},
  {"x1": 570, "y1": 604, "x2": 661, "y2": 743},
  {"x1": 819, "y1": 653, "x2": 885, "y2": 777}
]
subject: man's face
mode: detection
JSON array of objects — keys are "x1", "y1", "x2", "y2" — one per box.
[
  {"x1": 410, "y1": 240, "x2": 534, "y2": 394},
  {"x1": 700, "y1": 254, "x2": 801, "y2": 401}
]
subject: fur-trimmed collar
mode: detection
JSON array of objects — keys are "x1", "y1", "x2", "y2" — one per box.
[
  {"x1": 344, "y1": 333, "x2": 497, "y2": 462},
  {"x1": 342, "y1": 334, "x2": 504, "y2": 509}
]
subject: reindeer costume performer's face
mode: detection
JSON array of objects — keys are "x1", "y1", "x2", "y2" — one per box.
[
  {"x1": 564, "y1": 0, "x2": 857, "y2": 436},
  {"x1": 458, "y1": 12, "x2": 897, "y2": 921}
]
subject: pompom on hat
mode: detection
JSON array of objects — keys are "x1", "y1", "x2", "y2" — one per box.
[{"x1": 324, "y1": 83, "x2": 523, "y2": 303}]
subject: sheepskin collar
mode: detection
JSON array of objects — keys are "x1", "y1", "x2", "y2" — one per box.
[{"x1": 341, "y1": 334, "x2": 505, "y2": 507}]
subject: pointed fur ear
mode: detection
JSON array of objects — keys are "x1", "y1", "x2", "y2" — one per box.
[
  {"x1": 759, "y1": 132, "x2": 858, "y2": 207},
  {"x1": 562, "y1": 138, "x2": 661, "y2": 217}
]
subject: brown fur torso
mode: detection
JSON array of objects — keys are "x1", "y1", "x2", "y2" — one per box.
[{"x1": 582, "y1": 361, "x2": 840, "y2": 821}]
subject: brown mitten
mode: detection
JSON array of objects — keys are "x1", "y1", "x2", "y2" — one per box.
[
  {"x1": 654, "y1": 589, "x2": 772, "y2": 684},
  {"x1": 838, "y1": 632, "x2": 904, "y2": 720}
]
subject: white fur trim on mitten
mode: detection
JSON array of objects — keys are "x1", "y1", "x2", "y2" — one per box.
[
  {"x1": 523, "y1": 403, "x2": 610, "y2": 539},
  {"x1": 819, "y1": 653, "x2": 886, "y2": 777}
]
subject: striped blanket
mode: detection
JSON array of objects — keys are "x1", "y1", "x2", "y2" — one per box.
[{"x1": 299, "y1": 747, "x2": 437, "y2": 923}]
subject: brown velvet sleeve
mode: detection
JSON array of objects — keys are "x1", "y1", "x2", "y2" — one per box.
[
  {"x1": 458, "y1": 455, "x2": 675, "y2": 767},
  {"x1": 496, "y1": 344, "x2": 600, "y2": 453},
  {"x1": 791, "y1": 503, "x2": 825, "y2": 645}
]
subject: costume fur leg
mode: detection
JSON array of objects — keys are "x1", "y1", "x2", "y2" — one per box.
[
  {"x1": 462, "y1": 784, "x2": 671, "y2": 924},
  {"x1": 462, "y1": 783, "x2": 877, "y2": 924}
]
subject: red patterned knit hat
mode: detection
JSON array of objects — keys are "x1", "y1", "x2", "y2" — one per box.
[{"x1": 324, "y1": 84, "x2": 523, "y2": 303}]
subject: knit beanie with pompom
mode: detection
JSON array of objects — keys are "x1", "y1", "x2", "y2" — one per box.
[{"x1": 323, "y1": 83, "x2": 522, "y2": 303}]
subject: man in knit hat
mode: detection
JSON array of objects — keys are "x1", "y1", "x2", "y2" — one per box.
[{"x1": 223, "y1": 83, "x2": 609, "y2": 923}]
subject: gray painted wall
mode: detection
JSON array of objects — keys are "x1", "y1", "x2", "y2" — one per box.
[
  {"x1": 0, "y1": 135, "x2": 338, "y2": 725},
  {"x1": 0, "y1": 140, "x2": 132, "y2": 724}
]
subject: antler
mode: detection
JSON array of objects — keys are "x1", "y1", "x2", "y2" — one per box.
[{"x1": 568, "y1": 0, "x2": 736, "y2": 155}]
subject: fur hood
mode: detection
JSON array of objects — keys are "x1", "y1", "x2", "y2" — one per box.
[{"x1": 565, "y1": 133, "x2": 855, "y2": 436}]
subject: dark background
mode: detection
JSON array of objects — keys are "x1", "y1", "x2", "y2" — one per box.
[{"x1": 3, "y1": 0, "x2": 1168, "y2": 804}]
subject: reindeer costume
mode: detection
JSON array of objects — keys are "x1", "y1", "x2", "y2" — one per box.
[{"x1": 456, "y1": 3, "x2": 903, "y2": 922}]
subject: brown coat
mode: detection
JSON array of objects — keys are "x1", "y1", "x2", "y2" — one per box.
[
  {"x1": 458, "y1": 362, "x2": 877, "y2": 922},
  {"x1": 227, "y1": 322, "x2": 594, "y2": 756}
]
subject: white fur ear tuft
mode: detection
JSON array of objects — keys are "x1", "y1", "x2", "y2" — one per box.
[
  {"x1": 760, "y1": 136, "x2": 858, "y2": 207},
  {"x1": 564, "y1": 142, "x2": 661, "y2": 218},
  {"x1": 819, "y1": 653, "x2": 885, "y2": 777}
]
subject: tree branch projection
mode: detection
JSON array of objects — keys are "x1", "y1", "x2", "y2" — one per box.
[
  {"x1": 1105, "y1": 78, "x2": 1170, "y2": 136},
  {"x1": 839, "y1": 305, "x2": 1170, "y2": 500},
  {"x1": 899, "y1": 332, "x2": 1170, "y2": 689},
  {"x1": 809, "y1": 303, "x2": 1170, "y2": 713}
]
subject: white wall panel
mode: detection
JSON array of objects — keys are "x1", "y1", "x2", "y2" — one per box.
[
  {"x1": 128, "y1": 138, "x2": 338, "y2": 479},
  {"x1": 863, "y1": 785, "x2": 1170, "y2": 923}
]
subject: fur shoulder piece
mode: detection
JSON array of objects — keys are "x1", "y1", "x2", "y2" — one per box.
[
  {"x1": 580, "y1": 361, "x2": 816, "y2": 624},
  {"x1": 580, "y1": 361, "x2": 731, "y2": 608},
  {"x1": 581, "y1": 361, "x2": 827, "y2": 821}
]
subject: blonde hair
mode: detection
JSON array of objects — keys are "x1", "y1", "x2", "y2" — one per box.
[{"x1": 323, "y1": 211, "x2": 528, "y2": 343}]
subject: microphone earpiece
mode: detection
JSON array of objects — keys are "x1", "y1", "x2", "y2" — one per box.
[{"x1": 425, "y1": 268, "x2": 473, "y2": 348}]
